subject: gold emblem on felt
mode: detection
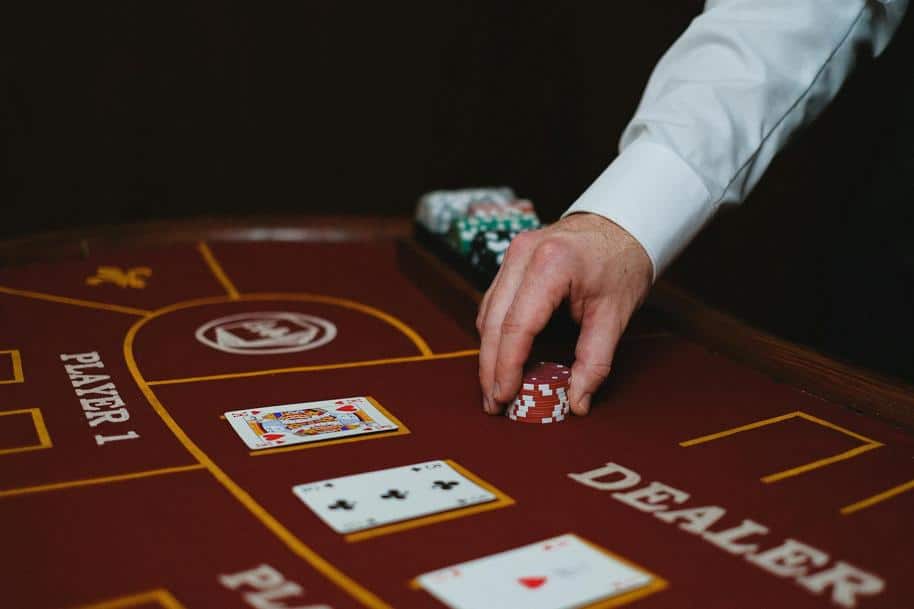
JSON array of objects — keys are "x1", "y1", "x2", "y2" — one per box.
[{"x1": 85, "y1": 266, "x2": 152, "y2": 289}]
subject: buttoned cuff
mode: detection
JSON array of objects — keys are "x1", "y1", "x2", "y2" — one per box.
[{"x1": 562, "y1": 139, "x2": 714, "y2": 282}]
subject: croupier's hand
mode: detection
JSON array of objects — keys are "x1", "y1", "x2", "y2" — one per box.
[{"x1": 476, "y1": 212, "x2": 653, "y2": 416}]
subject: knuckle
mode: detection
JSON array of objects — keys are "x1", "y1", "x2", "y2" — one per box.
[
  {"x1": 504, "y1": 230, "x2": 536, "y2": 261},
  {"x1": 482, "y1": 318, "x2": 502, "y2": 336},
  {"x1": 475, "y1": 303, "x2": 488, "y2": 334},
  {"x1": 575, "y1": 359, "x2": 613, "y2": 384},
  {"x1": 581, "y1": 360, "x2": 613, "y2": 376},
  {"x1": 500, "y1": 317, "x2": 530, "y2": 338},
  {"x1": 530, "y1": 238, "x2": 569, "y2": 272}
]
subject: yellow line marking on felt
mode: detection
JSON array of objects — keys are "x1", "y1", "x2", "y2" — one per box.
[
  {"x1": 680, "y1": 411, "x2": 882, "y2": 483},
  {"x1": 762, "y1": 442, "x2": 881, "y2": 484},
  {"x1": 0, "y1": 349, "x2": 24, "y2": 384},
  {"x1": 0, "y1": 464, "x2": 204, "y2": 499},
  {"x1": 345, "y1": 459, "x2": 515, "y2": 543},
  {"x1": 150, "y1": 349, "x2": 479, "y2": 386},
  {"x1": 124, "y1": 308, "x2": 394, "y2": 609},
  {"x1": 841, "y1": 478, "x2": 914, "y2": 515},
  {"x1": 0, "y1": 408, "x2": 52, "y2": 456},
  {"x1": 408, "y1": 532, "x2": 668, "y2": 608},
  {"x1": 0, "y1": 285, "x2": 150, "y2": 316},
  {"x1": 70, "y1": 588, "x2": 186, "y2": 609},
  {"x1": 249, "y1": 396, "x2": 411, "y2": 456},
  {"x1": 197, "y1": 241, "x2": 240, "y2": 300}
]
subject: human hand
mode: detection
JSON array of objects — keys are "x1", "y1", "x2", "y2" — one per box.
[{"x1": 476, "y1": 212, "x2": 653, "y2": 415}]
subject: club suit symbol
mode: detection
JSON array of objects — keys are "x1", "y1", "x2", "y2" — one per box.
[
  {"x1": 329, "y1": 499, "x2": 355, "y2": 510},
  {"x1": 433, "y1": 480, "x2": 460, "y2": 490},
  {"x1": 381, "y1": 489, "x2": 408, "y2": 500}
]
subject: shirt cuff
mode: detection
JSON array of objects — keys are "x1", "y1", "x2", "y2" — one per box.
[{"x1": 562, "y1": 139, "x2": 714, "y2": 282}]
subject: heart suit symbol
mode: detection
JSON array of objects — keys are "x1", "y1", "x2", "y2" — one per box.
[{"x1": 518, "y1": 576, "x2": 547, "y2": 589}]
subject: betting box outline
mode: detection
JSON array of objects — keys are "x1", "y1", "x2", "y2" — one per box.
[
  {"x1": 0, "y1": 349, "x2": 24, "y2": 384},
  {"x1": 69, "y1": 587, "x2": 185, "y2": 609},
  {"x1": 680, "y1": 410, "x2": 883, "y2": 484},
  {"x1": 0, "y1": 408, "x2": 52, "y2": 457}
]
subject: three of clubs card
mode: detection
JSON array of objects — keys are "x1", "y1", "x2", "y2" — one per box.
[
  {"x1": 292, "y1": 460, "x2": 496, "y2": 534},
  {"x1": 224, "y1": 396, "x2": 397, "y2": 450},
  {"x1": 418, "y1": 533, "x2": 654, "y2": 609}
]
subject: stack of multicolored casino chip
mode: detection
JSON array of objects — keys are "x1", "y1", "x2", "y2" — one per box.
[
  {"x1": 505, "y1": 362, "x2": 572, "y2": 424},
  {"x1": 448, "y1": 212, "x2": 540, "y2": 255},
  {"x1": 415, "y1": 187, "x2": 516, "y2": 234},
  {"x1": 415, "y1": 187, "x2": 544, "y2": 277},
  {"x1": 468, "y1": 230, "x2": 514, "y2": 275}
]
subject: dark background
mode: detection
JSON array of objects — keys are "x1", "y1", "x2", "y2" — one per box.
[{"x1": 2, "y1": 2, "x2": 912, "y2": 380}]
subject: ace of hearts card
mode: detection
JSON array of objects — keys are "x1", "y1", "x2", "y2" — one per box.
[
  {"x1": 224, "y1": 396, "x2": 398, "y2": 450},
  {"x1": 417, "y1": 533, "x2": 658, "y2": 609}
]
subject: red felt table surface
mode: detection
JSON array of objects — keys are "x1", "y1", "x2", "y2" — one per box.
[{"x1": 0, "y1": 230, "x2": 912, "y2": 609}]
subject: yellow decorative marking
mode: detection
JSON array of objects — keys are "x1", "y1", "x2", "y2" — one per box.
[
  {"x1": 409, "y1": 532, "x2": 668, "y2": 608},
  {"x1": 679, "y1": 412, "x2": 800, "y2": 447},
  {"x1": 0, "y1": 408, "x2": 52, "y2": 456},
  {"x1": 250, "y1": 396, "x2": 411, "y2": 456},
  {"x1": 761, "y1": 442, "x2": 882, "y2": 484},
  {"x1": 841, "y1": 479, "x2": 914, "y2": 515},
  {"x1": 86, "y1": 266, "x2": 152, "y2": 289},
  {"x1": 0, "y1": 349, "x2": 24, "y2": 384},
  {"x1": 0, "y1": 285, "x2": 151, "y2": 316},
  {"x1": 151, "y1": 349, "x2": 478, "y2": 386},
  {"x1": 680, "y1": 411, "x2": 882, "y2": 483},
  {"x1": 124, "y1": 307, "x2": 394, "y2": 609},
  {"x1": 792, "y1": 411, "x2": 881, "y2": 445},
  {"x1": 198, "y1": 241, "x2": 240, "y2": 300},
  {"x1": 345, "y1": 459, "x2": 515, "y2": 543},
  {"x1": 70, "y1": 588, "x2": 186, "y2": 609},
  {"x1": 0, "y1": 464, "x2": 204, "y2": 499}
]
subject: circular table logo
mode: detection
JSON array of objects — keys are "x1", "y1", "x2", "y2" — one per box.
[{"x1": 195, "y1": 312, "x2": 337, "y2": 355}]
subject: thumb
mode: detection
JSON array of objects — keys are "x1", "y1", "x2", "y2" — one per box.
[{"x1": 568, "y1": 303, "x2": 621, "y2": 416}]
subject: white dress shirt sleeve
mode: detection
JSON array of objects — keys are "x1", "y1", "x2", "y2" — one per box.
[{"x1": 563, "y1": 0, "x2": 908, "y2": 280}]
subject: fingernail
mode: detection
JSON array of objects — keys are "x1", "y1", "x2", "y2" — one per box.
[
  {"x1": 493, "y1": 381, "x2": 501, "y2": 402},
  {"x1": 577, "y1": 393, "x2": 592, "y2": 416},
  {"x1": 482, "y1": 395, "x2": 493, "y2": 414}
]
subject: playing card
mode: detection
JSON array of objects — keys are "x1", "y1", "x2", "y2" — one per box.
[
  {"x1": 224, "y1": 396, "x2": 397, "y2": 450},
  {"x1": 417, "y1": 533, "x2": 653, "y2": 609},
  {"x1": 292, "y1": 460, "x2": 496, "y2": 534}
]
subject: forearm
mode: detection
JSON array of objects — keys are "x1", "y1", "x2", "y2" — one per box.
[{"x1": 566, "y1": 0, "x2": 908, "y2": 278}]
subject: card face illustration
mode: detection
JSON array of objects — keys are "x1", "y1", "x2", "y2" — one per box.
[
  {"x1": 224, "y1": 396, "x2": 397, "y2": 449},
  {"x1": 292, "y1": 460, "x2": 496, "y2": 534},
  {"x1": 417, "y1": 533, "x2": 653, "y2": 609}
]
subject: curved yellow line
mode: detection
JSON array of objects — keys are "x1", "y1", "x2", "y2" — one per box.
[
  {"x1": 123, "y1": 300, "x2": 394, "y2": 609},
  {"x1": 135, "y1": 292, "x2": 432, "y2": 357}
]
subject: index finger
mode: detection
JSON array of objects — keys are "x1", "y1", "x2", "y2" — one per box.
[{"x1": 492, "y1": 246, "x2": 570, "y2": 403}]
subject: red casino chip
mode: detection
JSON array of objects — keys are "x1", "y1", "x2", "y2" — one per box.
[
  {"x1": 507, "y1": 412, "x2": 567, "y2": 424},
  {"x1": 505, "y1": 361, "x2": 572, "y2": 424}
]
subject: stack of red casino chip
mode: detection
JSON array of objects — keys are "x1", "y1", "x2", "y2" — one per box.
[{"x1": 505, "y1": 361, "x2": 571, "y2": 424}]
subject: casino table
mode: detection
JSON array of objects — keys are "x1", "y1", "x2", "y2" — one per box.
[{"x1": 1, "y1": 216, "x2": 913, "y2": 609}]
